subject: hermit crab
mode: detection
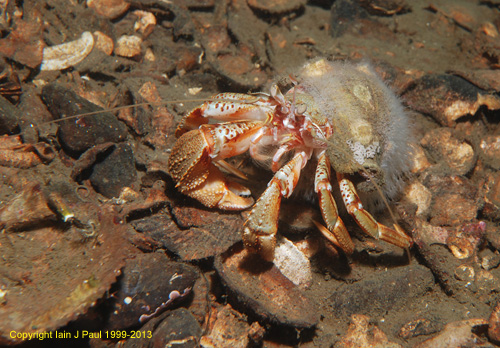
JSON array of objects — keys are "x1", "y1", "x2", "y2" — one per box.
[{"x1": 168, "y1": 59, "x2": 413, "y2": 261}]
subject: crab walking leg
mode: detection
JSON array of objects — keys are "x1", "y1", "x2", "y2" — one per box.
[
  {"x1": 314, "y1": 153, "x2": 355, "y2": 254},
  {"x1": 243, "y1": 152, "x2": 308, "y2": 261},
  {"x1": 175, "y1": 93, "x2": 276, "y2": 137},
  {"x1": 337, "y1": 173, "x2": 412, "y2": 248},
  {"x1": 168, "y1": 120, "x2": 264, "y2": 210}
]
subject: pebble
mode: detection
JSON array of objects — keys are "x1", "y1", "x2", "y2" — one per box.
[
  {"x1": 105, "y1": 252, "x2": 199, "y2": 330},
  {"x1": 114, "y1": 35, "x2": 143, "y2": 58},
  {"x1": 87, "y1": 0, "x2": 130, "y2": 19},
  {"x1": 247, "y1": 0, "x2": 306, "y2": 15},
  {"x1": 89, "y1": 143, "x2": 137, "y2": 198},
  {"x1": 41, "y1": 83, "x2": 128, "y2": 154}
]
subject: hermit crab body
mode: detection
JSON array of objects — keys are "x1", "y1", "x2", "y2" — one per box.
[{"x1": 168, "y1": 59, "x2": 412, "y2": 260}]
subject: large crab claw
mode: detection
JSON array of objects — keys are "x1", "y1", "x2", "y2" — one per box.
[{"x1": 168, "y1": 121, "x2": 263, "y2": 210}]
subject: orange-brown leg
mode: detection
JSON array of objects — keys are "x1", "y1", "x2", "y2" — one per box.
[
  {"x1": 243, "y1": 152, "x2": 307, "y2": 261},
  {"x1": 314, "y1": 153, "x2": 355, "y2": 254},
  {"x1": 337, "y1": 173, "x2": 412, "y2": 248},
  {"x1": 175, "y1": 93, "x2": 275, "y2": 137}
]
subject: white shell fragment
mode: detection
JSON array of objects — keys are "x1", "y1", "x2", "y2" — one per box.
[
  {"x1": 40, "y1": 32, "x2": 95, "y2": 71},
  {"x1": 273, "y1": 237, "x2": 312, "y2": 288}
]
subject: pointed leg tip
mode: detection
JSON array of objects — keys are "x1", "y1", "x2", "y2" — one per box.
[{"x1": 243, "y1": 227, "x2": 276, "y2": 262}]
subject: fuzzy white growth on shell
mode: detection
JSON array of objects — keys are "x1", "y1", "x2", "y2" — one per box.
[{"x1": 292, "y1": 59, "x2": 414, "y2": 211}]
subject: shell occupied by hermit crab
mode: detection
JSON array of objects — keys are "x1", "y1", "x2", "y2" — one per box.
[{"x1": 258, "y1": 59, "x2": 414, "y2": 211}]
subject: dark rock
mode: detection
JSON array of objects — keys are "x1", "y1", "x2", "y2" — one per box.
[
  {"x1": 41, "y1": 83, "x2": 128, "y2": 154},
  {"x1": 105, "y1": 252, "x2": 199, "y2": 330},
  {"x1": 89, "y1": 143, "x2": 137, "y2": 198},
  {"x1": 0, "y1": 94, "x2": 19, "y2": 134},
  {"x1": 328, "y1": 264, "x2": 434, "y2": 318},
  {"x1": 215, "y1": 244, "x2": 319, "y2": 329}
]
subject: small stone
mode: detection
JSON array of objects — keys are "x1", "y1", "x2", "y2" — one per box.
[
  {"x1": 247, "y1": 0, "x2": 306, "y2": 15},
  {"x1": 430, "y1": 193, "x2": 477, "y2": 226},
  {"x1": 41, "y1": 83, "x2": 128, "y2": 154},
  {"x1": 93, "y1": 31, "x2": 114, "y2": 55},
  {"x1": 89, "y1": 143, "x2": 137, "y2": 198},
  {"x1": 115, "y1": 35, "x2": 142, "y2": 58},
  {"x1": 87, "y1": 0, "x2": 130, "y2": 19},
  {"x1": 421, "y1": 127, "x2": 475, "y2": 175}
]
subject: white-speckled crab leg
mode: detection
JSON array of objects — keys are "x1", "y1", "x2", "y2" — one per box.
[
  {"x1": 168, "y1": 120, "x2": 264, "y2": 210},
  {"x1": 314, "y1": 153, "x2": 355, "y2": 254},
  {"x1": 337, "y1": 173, "x2": 412, "y2": 248},
  {"x1": 175, "y1": 93, "x2": 275, "y2": 136},
  {"x1": 243, "y1": 152, "x2": 308, "y2": 261}
]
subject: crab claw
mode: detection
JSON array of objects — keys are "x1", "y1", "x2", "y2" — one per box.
[{"x1": 168, "y1": 121, "x2": 263, "y2": 210}]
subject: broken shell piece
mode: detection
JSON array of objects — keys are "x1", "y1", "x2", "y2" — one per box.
[
  {"x1": 40, "y1": 32, "x2": 94, "y2": 71},
  {"x1": 93, "y1": 31, "x2": 114, "y2": 55},
  {"x1": 114, "y1": 35, "x2": 142, "y2": 58},
  {"x1": 133, "y1": 10, "x2": 156, "y2": 37},
  {"x1": 273, "y1": 237, "x2": 312, "y2": 288}
]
